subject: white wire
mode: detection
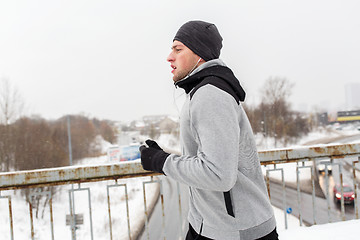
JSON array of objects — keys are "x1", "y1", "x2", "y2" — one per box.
[
  {"x1": 172, "y1": 58, "x2": 200, "y2": 118},
  {"x1": 172, "y1": 87, "x2": 185, "y2": 117}
]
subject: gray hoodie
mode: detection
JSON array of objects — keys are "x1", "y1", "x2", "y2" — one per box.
[{"x1": 163, "y1": 59, "x2": 276, "y2": 240}]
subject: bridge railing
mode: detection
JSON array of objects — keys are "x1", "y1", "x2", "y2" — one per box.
[
  {"x1": 0, "y1": 143, "x2": 359, "y2": 239},
  {"x1": 260, "y1": 143, "x2": 360, "y2": 229}
]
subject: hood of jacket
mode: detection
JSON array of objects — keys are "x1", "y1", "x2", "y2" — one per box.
[{"x1": 174, "y1": 60, "x2": 246, "y2": 102}]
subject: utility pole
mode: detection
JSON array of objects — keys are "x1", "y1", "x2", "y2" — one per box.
[
  {"x1": 67, "y1": 115, "x2": 73, "y2": 166},
  {"x1": 67, "y1": 115, "x2": 76, "y2": 240}
]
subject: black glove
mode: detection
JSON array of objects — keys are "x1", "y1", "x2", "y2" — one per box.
[{"x1": 139, "y1": 139, "x2": 170, "y2": 174}]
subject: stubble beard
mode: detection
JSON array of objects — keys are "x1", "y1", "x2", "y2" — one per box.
[
  {"x1": 173, "y1": 57, "x2": 200, "y2": 83},
  {"x1": 173, "y1": 69, "x2": 188, "y2": 83}
]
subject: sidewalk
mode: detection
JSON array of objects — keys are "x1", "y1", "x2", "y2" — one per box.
[
  {"x1": 274, "y1": 205, "x2": 360, "y2": 239},
  {"x1": 279, "y1": 218, "x2": 360, "y2": 240}
]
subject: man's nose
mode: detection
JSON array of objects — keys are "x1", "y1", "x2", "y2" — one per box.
[{"x1": 167, "y1": 52, "x2": 174, "y2": 62}]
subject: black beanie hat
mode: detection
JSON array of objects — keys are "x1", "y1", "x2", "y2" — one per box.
[{"x1": 173, "y1": 20, "x2": 223, "y2": 61}]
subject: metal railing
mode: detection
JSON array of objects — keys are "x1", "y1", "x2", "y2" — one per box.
[
  {"x1": 259, "y1": 143, "x2": 360, "y2": 229},
  {"x1": 0, "y1": 143, "x2": 359, "y2": 239}
]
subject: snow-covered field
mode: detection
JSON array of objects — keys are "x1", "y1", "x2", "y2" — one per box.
[
  {"x1": 0, "y1": 156, "x2": 159, "y2": 240},
  {"x1": 0, "y1": 124, "x2": 359, "y2": 239}
]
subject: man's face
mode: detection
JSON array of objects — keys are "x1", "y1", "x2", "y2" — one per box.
[{"x1": 167, "y1": 40, "x2": 202, "y2": 82}]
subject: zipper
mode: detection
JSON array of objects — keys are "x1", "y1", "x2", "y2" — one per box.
[{"x1": 223, "y1": 191, "x2": 235, "y2": 217}]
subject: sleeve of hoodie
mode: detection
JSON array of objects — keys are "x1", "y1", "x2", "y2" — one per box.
[{"x1": 162, "y1": 84, "x2": 240, "y2": 192}]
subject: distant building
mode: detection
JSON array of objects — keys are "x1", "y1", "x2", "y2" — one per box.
[
  {"x1": 345, "y1": 83, "x2": 360, "y2": 110},
  {"x1": 337, "y1": 110, "x2": 360, "y2": 123},
  {"x1": 318, "y1": 112, "x2": 328, "y2": 125},
  {"x1": 158, "y1": 116, "x2": 179, "y2": 134},
  {"x1": 142, "y1": 115, "x2": 168, "y2": 125}
]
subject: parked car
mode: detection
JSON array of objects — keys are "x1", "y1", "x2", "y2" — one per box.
[{"x1": 333, "y1": 184, "x2": 355, "y2": 204}]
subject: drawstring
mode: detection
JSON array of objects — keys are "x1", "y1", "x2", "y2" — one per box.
[{"x1": 172, "y1": 87, "x2": 185, "y2": 116}]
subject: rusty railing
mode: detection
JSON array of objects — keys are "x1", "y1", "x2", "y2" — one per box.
[{"x1": 0, "y1": 143, "x2": 359, "y2": 239}]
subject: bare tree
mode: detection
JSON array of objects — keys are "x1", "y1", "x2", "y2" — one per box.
[
  {"x1": 92, "y1": 118, "x2": 117, "y2": 144},
  {"x1": 0, "y1": 78, "x2": 24, "y2": 125},
  {"x1": 0, "y1": 78, "x2": 25, "y2": 171},
  {"x1": 246, "y1": 77, "x2": 309, "y2": 147},
  {"x1": 23, "y1": 186, "x2": 57, "y2": 219},
  {"x1": 261, "y1": 77, "x2": 294, "y2": 106}
]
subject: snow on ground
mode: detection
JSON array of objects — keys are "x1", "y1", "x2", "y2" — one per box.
[
  {"x1": 0, "y1": 155, "x2": 159, "y2": 240},
  {"x1": 71, "y1": 157, "x2": 158, "y2": 240},
  {"x1": 279, "y1": 219, "x2": 360, "y2": 240},
  {"x1": 256, "y1": 124, "x2": 360, "y2": 151},
  {"x1": 261, "y1": 161, "x2": 313, "y2": 184},
  {"x1": 272, "y1": 203, "x2": 360, "y2": 240}
]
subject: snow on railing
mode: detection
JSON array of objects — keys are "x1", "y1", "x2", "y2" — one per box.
[{"x1": 0, "y1": 143, "x2": 359, "y2": 239}]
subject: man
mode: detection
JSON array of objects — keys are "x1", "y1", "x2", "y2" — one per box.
[{"x1": 139, "y1": 20, "x2": 278, "y2": 240}]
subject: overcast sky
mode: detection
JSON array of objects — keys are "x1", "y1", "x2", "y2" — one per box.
[{"x1": 1, "y1": 0, "x2": 359, "y2": 122}]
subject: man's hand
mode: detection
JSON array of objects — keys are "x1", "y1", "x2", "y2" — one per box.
[{"x1": 139, "y1": 139, "x2": 170, "y2": 174}]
